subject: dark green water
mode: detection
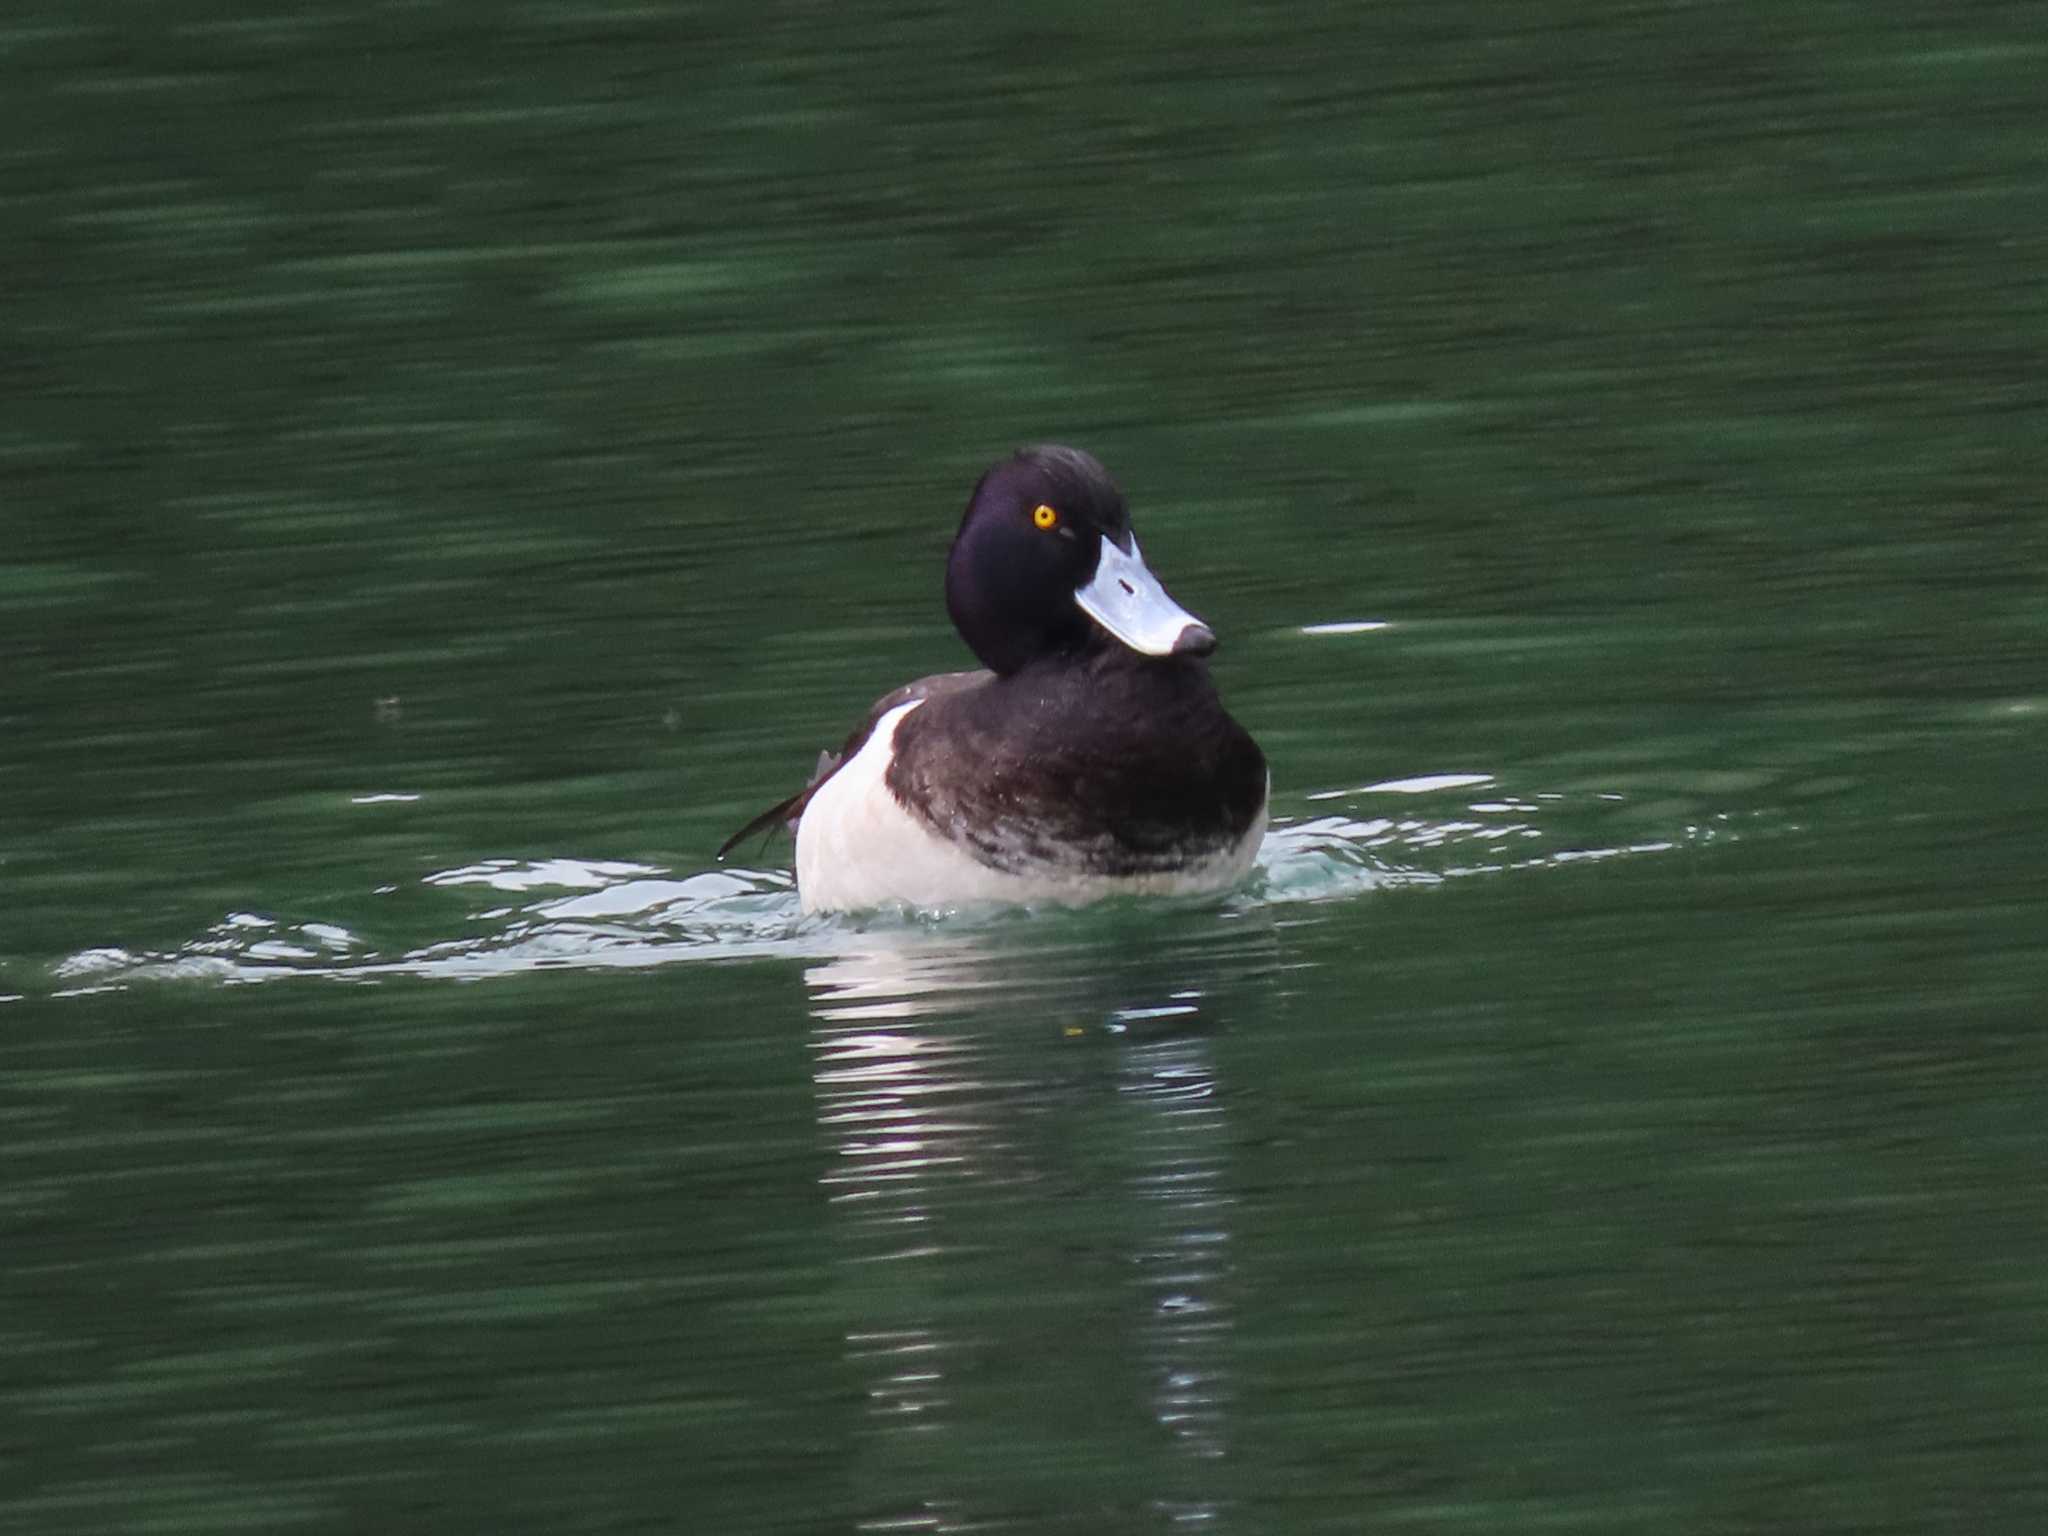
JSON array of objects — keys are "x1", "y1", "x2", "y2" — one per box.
[{"x1": 6, "y1": 3, "x2": 2047, "y2": 1531}]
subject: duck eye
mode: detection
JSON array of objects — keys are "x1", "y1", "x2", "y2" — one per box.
[{"x1": 1031, "y1": 504, "x2": 1059, "y2": 531}]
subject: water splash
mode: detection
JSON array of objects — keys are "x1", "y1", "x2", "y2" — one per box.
[{"x1": 47, "y1": 778, "x2": 1735, "y2": 992}]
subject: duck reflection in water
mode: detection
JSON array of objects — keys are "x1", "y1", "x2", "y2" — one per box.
[{"x1": 802, "y1": 927, "x2": 1262, "y2": 1524}]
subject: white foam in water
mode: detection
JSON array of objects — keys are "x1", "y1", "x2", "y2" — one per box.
[
  {"x1": 44, "y1": 791, "x2": 1736, "y2": 991},
  {"x1": 424, "y1": 857, "x2": 663, "y2": 892},
  {"x1": 1299, "y1": 620, "x2": 1390, "y2": 636},
  {"x1": 1306, "y1": 772, "x2": 1495, "y2": 800}
]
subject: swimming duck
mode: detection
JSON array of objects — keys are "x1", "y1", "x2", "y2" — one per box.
[{"x1": 718, "y1": 445, "x2": 1267, "y2": 913}]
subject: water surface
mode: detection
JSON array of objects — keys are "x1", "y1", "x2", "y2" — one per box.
[{"x1": 5, "y1": 2, "x2": 2047, "y2": 1531}]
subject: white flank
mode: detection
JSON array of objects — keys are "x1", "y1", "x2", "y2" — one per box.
[{"x1": 795, "y1": 702, "x2": 1267, "y2": 915}]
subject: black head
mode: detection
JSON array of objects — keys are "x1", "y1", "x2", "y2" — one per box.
[{"x1": 944, "y1": 445, "x2": 1215, "y2": 675}]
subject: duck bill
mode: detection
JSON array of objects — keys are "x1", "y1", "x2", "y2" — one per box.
[{"x1": 1074, "y1": 535, "x2": 1217, "y2": 657}]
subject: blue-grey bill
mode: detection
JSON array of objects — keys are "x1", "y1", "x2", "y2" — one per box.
[{"x1": 1074, "y1": 535, "x2": 1216, "y2": 657}]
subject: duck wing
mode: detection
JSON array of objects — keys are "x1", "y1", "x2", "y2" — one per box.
[{"x1": 714, "y1": 669, "x2": 990, "y2": 862}]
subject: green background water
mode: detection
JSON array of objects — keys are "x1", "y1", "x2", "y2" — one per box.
[{"x1": 5, "y1": 3, "x2": 2046, "y2": 1531}]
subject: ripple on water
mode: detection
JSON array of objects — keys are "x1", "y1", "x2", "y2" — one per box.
[{"x1": 45, "y1": 780, "x2": 1742, "y2": 992}]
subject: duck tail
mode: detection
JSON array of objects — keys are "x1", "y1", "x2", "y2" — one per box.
[{"x1": 712, "y1": 750, "x2": 842, "y2": 862}]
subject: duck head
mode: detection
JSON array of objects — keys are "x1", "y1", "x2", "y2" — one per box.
[{"x1": 945, "y1": 444, "x2": 1216, "y2": 676}]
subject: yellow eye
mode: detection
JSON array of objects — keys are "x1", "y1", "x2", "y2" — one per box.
[{"x1": 1032, "y1": 504, "x2": 1059, "y2": 530}]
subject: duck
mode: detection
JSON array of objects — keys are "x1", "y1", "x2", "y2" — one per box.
[{"x1": 717, "y1": 444, "x2": 1267, "y2": 913}]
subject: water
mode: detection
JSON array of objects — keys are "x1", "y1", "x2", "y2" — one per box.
[{"x1": 6, "y1": 2, "x2": 2048, "y2": 1531}]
